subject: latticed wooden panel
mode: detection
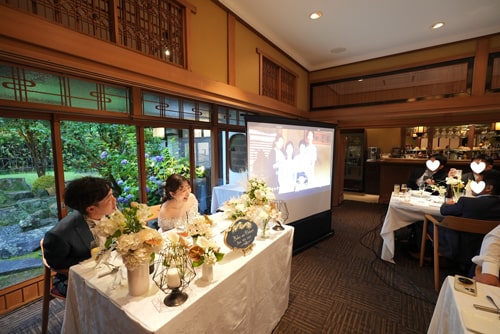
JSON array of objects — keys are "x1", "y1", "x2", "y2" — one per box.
[
  {"x1": 280, "y1": 69, "x2": 296, "y2": 106},
  {"x1": 1, "y1": 0, "x2": 186, "y2": 67},
  {"x1": 1, "y1": 0, "x2": 112, "y2": 40},
  {"x1": 118, "y1": 0, "x2": 185, "y2": 65},
  {"x1": 262, "y1": 57, "x2": 279, "y2": 100}
]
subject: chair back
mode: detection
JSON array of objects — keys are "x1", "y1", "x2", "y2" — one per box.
[
  {"x1": 40, "y1": 238, "x2": 65, "y2": 334},
  {"x1": 435, "y1": 216, "x2": 500, "y2": 234},
  {"x1": 148, "y1": 204, "x2": 161, "y2": 221},
  {"x1": 421, "y1": 214, "x2": 500, "y2": 292}
]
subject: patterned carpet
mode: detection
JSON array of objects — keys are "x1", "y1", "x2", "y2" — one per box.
[{"x1": 0, "y1": 200, "x2": 444, "y2": 333}]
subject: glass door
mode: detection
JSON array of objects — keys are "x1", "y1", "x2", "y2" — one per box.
[{"x1": 343, "y1": 131, "x2": 364, "y2": 191}]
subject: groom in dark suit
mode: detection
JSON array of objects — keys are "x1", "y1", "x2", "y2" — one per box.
[
  {"x1": 438, "y1": 169, "x2": 500, "y2": 269},
  {"x1": 43, "y1": 176, "x2": 116, "y2": 296}
]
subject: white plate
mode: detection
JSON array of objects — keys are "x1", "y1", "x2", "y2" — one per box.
[{"x1": 462, "y1": 309, "x2": 499, "y2": 334}]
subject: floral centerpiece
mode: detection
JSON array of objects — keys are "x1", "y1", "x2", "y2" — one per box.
[
  {"x1": 95, "y1": 202, "x2": 164, "y2": 270},
  {"x1": 188, "y1": 236, "x2": 225, "y2": 267},
  {"x1": 186, "y1": 215, "x2": 214, "y2": 241},
  {"x1": 445, "y1": 177, "x2": 464, "y2": 201},
  {"x1": 223, "y1": 177, "x2": 280, "y2": 236}
]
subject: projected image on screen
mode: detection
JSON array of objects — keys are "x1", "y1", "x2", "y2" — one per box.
[{"x1": 246, "y1": 117, "x2": 335, "y2": 223}]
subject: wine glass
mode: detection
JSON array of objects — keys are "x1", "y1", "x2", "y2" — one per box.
[
  {"x1": 273, "y1": 200, "x2": 288, "y2": 231},
  {"x1": 418, "y1": 183, "x2": 425, "y2": 197}
]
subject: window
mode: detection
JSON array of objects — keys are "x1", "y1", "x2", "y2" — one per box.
[
  {"x1": 0, "y1": 63, "x2": 129, "y2": 113},
  {"x1": 143, "y1": 91, "x2": 211, "y2": 122},
  {"x1": 1, "y1": 0, "x2": 187, "y2": 67},
  {"x1": 486, "y1": 52, "x2": 500, "y2": 93},
  {"x1": 310, "y1": 58, "x2": 474, "y2": 110},
  {"x1": 258, "y1": 50, "x2": 297, "y2": 106}
]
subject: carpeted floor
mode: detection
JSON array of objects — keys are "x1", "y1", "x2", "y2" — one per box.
[{"x1": 0, "y1": 200, "x2": 447, "y2": 333}]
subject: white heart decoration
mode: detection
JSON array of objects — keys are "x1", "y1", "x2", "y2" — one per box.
[
  {"x1": 470, "y1": 181, "x2": 485, "y2": 194},
  {"x1": 426, "y1": 159, "x2": 440, "y2": 172},
  {"x1": 470, "y1": 161, "x2": 486, "y2": 174}
]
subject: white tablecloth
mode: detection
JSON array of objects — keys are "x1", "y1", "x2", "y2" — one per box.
[
  {"x1": 428, "y1": 276, "x2": 500, "y2": 334},
  {"x1": 380, "y1": 192, "x2": 443, "y2": 263},
  {"x1": 210, "y1": 184, "x2": 245, "y2": 213},
  {"x1": 62, "y1": 214, "x2": 294, "y2": 334}
]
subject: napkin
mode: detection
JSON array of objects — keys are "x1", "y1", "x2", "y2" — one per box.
[{"x1": 461, "y1": 309, "x2": 498, "y2": 334}]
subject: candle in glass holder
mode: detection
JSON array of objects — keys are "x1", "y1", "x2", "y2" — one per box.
[{"x1": 167, "y1": 268, "x2": 181, "y2": 288}]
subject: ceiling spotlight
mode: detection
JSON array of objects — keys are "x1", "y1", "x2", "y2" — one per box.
[
  {"x1": 431, "y1": 22, "x2": 445, "y2": 29},
  {"x1": 164, "y1": 47, "x2": 171, "y2": 57},
  {"x1": 309, "y1": 11, "x2": 322, "y2": 20}
]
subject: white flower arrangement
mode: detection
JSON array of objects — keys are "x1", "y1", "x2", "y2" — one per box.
[
  {"x1": 95, "y1": 202, "x2": 163, "y2": 270},
  {"x1": 188, "y1": 236, "x2": 224, "y2": 266},
  {"x1": 186, "y1": 215, "x2": 214, "y2": 240},
  {"x1": 222, "y1": 177, "x2": 280, "y2": 224}
]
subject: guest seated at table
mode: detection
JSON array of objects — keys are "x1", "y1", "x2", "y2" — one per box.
[
  {"x1": 407, "y1": 154, "x2": 448, "y2": 191},
  {"x1": 43, "y1": 176, "x2": 117, "y2": 297},
  {"x1": 437, "y1": 169, "x2": 500, "y2": 271},
  {"x1": 472, "y1": 224, "x2": 500, "y2": 287},
  {"x1": 448, "y1": 154, "x2": 494, "y2": 183},
  {"x1": 158, "y1": 174, "x2": 199, "y2": 232}
]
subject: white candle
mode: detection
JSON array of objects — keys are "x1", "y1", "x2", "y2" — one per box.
[{"x1": 167, "y1": 268, "x2": 181, "y2": 288}]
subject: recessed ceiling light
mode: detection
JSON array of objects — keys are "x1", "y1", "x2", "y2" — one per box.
[
  {"x1": 431, "y1": 22, "x2": 445, "y2": 29},
  {"x1": 309, "y1": 11, "x2": 322, "y2": 20}
]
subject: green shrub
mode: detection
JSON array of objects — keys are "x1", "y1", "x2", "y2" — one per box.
[{"x1": 32, "y1": 175, "x2": 55, "y2": 192}]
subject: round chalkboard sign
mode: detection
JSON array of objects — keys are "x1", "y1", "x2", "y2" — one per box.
[{"x1": 224, "y1": 218, "x2": 258, "y2": 254}]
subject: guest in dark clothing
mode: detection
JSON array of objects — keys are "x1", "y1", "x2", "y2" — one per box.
[
  {"x1": 407, "y1": 154, "x2": 448, "y2": 191},
  {"x1": 449, "y1": 154, "x2": 494, "y2": 183},
  {"x1": 438, "y1": 169, "x2": 500, "y2": 267},
  {"x1": 43, "y1": 177, "x2": 116, "y2": 296}
]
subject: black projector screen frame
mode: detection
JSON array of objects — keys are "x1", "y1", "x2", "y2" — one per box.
[{"x1": 245, "y1": 115, "x2": 336, "y2": 251}]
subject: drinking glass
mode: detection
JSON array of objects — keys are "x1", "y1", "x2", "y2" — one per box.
[
  {"x1": 393, "y1": 184, "x2": 400, "y2": 195},
  {"x1": 400, "y1": 184, "x2": 408, "y2": 197},
  {"x1": 418, "y1": 183, "x2": 425, "y2": 197}
]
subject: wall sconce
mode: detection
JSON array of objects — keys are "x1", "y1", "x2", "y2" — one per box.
[{"x1": 413, "y1": 126, "x2": 427, "y2": 137}]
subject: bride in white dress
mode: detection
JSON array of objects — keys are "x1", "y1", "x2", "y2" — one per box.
[{"x1": 157, "y1": 174, "x2": 199, "y2": 232}]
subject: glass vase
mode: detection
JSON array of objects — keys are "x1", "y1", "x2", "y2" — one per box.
[
  {"x1": 260, "y1": 220, "x2": 270, "y2": 239},
  {"x1": 127, "y1": 263, "x2": 150, "y2": 296},
  {"x1": 201, "y1": 262, "x2": 214, "y2": 283}
]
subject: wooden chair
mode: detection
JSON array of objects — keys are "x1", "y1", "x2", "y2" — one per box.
[
  {"x1": 40, "y1": 239, "x2": 66, "y2": 334},
  {"x1": 419, "y1": 214, "x2": 500, "y2": 291},
  {"x1": 148, "y1": 204, "x2": 161, "y2": 221}
]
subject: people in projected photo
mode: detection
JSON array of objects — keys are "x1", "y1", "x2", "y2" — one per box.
[
  {"x1": 269, "y1": 134, "x2": 285, "y2": 190},
  {"x1": 305, "y1": 130, "x2": 317, "y2": 186},
  {"x1": 294, "y1": 139, "x2": 309, "y2": 191},
  {"x1": 278, "y1": 140, "x2": 297, "y2": 193}
]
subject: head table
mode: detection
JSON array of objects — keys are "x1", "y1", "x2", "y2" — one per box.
[
  {"x1": 380, "y1": 192, "x2": 443, "y2": 263},
  {"x1": 61, "y1": 213, "x2": 294, "y2": 334}
]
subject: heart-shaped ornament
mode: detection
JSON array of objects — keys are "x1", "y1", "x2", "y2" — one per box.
[
  {"x1": 426, "y1": 159, "x2": 440, "y2": 172},
  {"x1": 470, "y1": 181, "x2": 485, "y2": 194},
  {"x1": 470, "y1": 161, "x2": 486, "y2": 174}
]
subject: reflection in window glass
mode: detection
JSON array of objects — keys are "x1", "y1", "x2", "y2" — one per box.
[{"x1": 194, "y1": 129, "x2": 211, "y2": 214}]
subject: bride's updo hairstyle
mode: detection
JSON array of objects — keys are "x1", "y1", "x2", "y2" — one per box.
[{"x1": 161, "y1": 174, "x2": 191, "y2": 202}]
